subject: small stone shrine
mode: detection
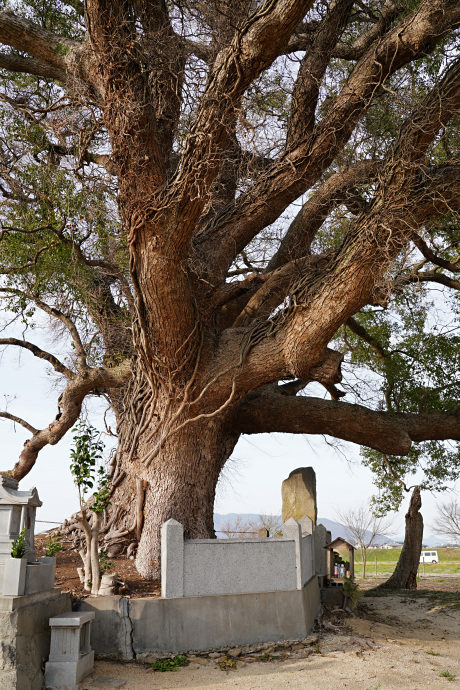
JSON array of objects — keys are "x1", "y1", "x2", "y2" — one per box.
[
  {"x1": 0, "y1": 474, "x2": 41, "y2": 590},
  {"x1": 45, "y1": 611, "x2": 95, "y2": 690}
]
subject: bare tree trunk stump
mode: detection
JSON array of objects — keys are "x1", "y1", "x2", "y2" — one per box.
[{"x1": 377, "y1": 486, "x2": 423, "y2": 590}]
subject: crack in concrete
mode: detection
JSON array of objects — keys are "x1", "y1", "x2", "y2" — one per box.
[{"x1": 119, "y1": 597, "x2": 134, "y2": 661}]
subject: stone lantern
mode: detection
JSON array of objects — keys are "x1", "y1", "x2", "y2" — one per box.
[{"x1": 0, "y1": 475, "x2": 42, "y2": 590}]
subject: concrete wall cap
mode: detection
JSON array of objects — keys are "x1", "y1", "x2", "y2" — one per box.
[
  {"x1": 49, "y1": 610, "x2": 95, "y2": 627},
  {"x1": 162, "y1": 518, "x2": 182, "y2": 527}
]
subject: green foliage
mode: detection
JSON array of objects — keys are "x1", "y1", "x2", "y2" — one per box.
[
  {"x1": 44, "y1": 530, "x2": 65, "y2": 557},
  {"x1": 334, "y1": 282, "x2": 460, "y2": 512},
  {"x1": 10, "y1": 528, "x2": 27, "y2": 558},
  {"x1": 439, "y1": 670, "x2": 455, "y2": 681},
  {"x1": 218, "y1": 656, "x2": 238, "y2": 670},
  {"x1": 98, "y1": 548, "x2": 114, "y2": 575},
  {"x1": 150, "y1": 656, "x2": 188, "y2": 672},
  {"x1": 343, "y1": 577, "x2": 363, "y2": 605},
  {"x1": 70, "y1": 419, "x2": 111, "y2": 513}
]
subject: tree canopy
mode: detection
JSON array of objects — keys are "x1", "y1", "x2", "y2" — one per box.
[{"x1": 0, "y1": 0, "x2": 459, "y2": 577}]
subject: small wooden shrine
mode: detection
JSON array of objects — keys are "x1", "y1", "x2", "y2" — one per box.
[{"x1": 324, "y1": 537, "x2": 355, "y2": 583}]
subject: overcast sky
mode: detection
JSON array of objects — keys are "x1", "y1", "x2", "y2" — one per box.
[{"x1": 1, "y1": 332, "x2": 457, "y2": 541}]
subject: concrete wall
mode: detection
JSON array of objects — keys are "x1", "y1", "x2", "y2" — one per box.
[
  {"x1": 300, "y1": 534, "x2": 314, "y2": 587},
  {"x1": 0, "y1": 589, "x2": 71, "y2": 690},
  {"x1": 183, "y1": 538, "x2": 297, "y2": 596},
  {"x1": 80, "y1": 575, "x2": 321, "y2": 658},
  {"x1": 162, "y1": 517, "x2": 324, "y2": 598}
]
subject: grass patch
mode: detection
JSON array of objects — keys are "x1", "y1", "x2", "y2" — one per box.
[
  {"x1": 426, "y1": 650, "x2": 441, "y2": 656},
  {"x1": 365, "y1": 588, "x2": 460, "y2": 611},
  {"x1": 352, "y1": 547, "x2": 460, "y2": 565},
  {"x1": 218, "y1": 656, "x2": 237, "y2": 671},
  {"x1": 439, "y1": 670, "x2": 455, "y2": 681},
  {"x1": 151, "y1": 655, "x2": 188, "y2": 672}
]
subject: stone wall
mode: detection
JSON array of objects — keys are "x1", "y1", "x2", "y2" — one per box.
[
  {"x1": 0, "y1": 589, "x2": 71, "y2": 690},
  {"x1": 161, "y1": 517, "x2": 326, "y2": 598}
]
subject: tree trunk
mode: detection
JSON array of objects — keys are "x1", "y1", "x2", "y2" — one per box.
[
  {"x1": 109, "y1": 414, "x2": 239, "y2": 579},
  {"x1": 377, "y1": 486, "x2": 423, "y2": 590}
]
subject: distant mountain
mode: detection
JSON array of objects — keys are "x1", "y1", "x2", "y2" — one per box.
[
  {"x1": 214, "y1": 513, "x2": 391, "y2": 545},
  {"x1": 214, "y1": 513, "x2": 263, "y2": 535},
  {"x1": 392, "y1": 533, "x2": 456, "y2": 548}
]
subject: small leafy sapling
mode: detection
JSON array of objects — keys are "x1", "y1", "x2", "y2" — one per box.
[
  {"x1": 70, "y1": 419, "x2": 111, "y2": 595},
  {"x1": 11, "y1": 528, "x2": 27, "y2": 558},
  {"x1": 98, "y1": 548, "x2": 114, "y2": 575},
  {"x1": 44, "y1": 531, "x2": 65, "y2": 558}
]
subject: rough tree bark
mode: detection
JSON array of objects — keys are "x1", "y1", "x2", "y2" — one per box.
[
  {"x1": 377, "y1": 487, "x2": 424, "y2": 590},
  {"x1": 0, "y1": 1, "x2": 460, "y2": 579}
]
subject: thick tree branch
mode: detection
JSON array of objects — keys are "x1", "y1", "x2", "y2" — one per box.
[
  {"x1": 6, "y1": 360, "x2": 131, "y2": 481},
  {"x1": 198, "y1": 0, "x2": 460, "y2": 281},
  {"x1": 267, "y1": 160, "x2": 378, "y2": 271},
  {"x1": 284, "y1": 0, "x2": 401, "y2": 59},
  {"x1": 0, "y1": 53, "x2": 67, "y2": 81},
  {"x1": 0, "y1": 11, "x2": 91, "y2": 84},
  {"x1": 287, "y1": 0, "x2": 354, "y2": 145},
  {"x1": 235, "y1": 390, "x2": 460, "y2": 456},
  {"x1": 168, "y1": 0, "x2": 315, "y2": 248}
]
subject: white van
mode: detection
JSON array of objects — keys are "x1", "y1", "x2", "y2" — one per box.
[{"x1": 420, "y1": 550, "x2": 439, "y2": 564}]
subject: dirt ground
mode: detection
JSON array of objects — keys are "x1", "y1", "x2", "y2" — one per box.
[
  {"x1": 35, "y1": 532, "x2": 161, "y2": 598},
  {"x1": 77, "y1": 580, "x2": 460, "y2": 690}
]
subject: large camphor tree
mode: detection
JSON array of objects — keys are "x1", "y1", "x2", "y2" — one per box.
[{"x1": 1, "y1": 0, "x2": 460, "y2": 578}]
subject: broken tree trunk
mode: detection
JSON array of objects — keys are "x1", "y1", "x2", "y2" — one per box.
[{"x1": 377, "y1": 486, "x2": 423, "y2": 590}]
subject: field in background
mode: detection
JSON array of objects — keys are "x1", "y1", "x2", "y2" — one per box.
[{"x1": 337, "y1": 547, "x2": 460, "y2": 577}]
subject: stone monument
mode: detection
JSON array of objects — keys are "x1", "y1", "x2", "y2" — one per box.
[{"x1": 282, "y1": 467, "x2": 317, "y2": 527}]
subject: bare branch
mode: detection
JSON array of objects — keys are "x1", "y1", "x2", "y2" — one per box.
[
  {"x1": 7, "y1": 360, "x2": 131, "y2": 481},
  {"x1": 346, "y1": 317, "x2": 388, "y2": 363},
  {"x1": 0, "y1": 338, "x2": 74, "y2": 377},
  {"x1": 0, "y1": 288, "x2": 87, "y2": 368},
  {"x1": 0, "y1": 411, "x2": 38, "y2": 435},
  {"x1": 412, "y1": 232, "x2": 460, "y2": 274}
]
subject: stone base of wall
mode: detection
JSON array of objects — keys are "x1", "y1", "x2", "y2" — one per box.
[
  {"x1": 0, "y1": 589, "x2": 71, "y2": 690},
  {"x1": 80, "y1": 576, "x2": 321, "y2": 658}
]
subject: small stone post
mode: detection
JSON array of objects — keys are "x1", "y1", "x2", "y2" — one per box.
[
  {"x1": 314, "y1": 523, "x2": 328, "y2": 581},
  {"x1": 299, "y1": 515, "x2": 313, "y2": 535},
  {"x1": 161, "y1": 519, "x2": 184, "y2": 598},
  {"x1": 283, "y1": 518, "x2": 303, "y2": 589}
]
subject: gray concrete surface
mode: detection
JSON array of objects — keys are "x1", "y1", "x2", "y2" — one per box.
[
  {"x1": 0, "y1": 589, "x2": 71, "y2": 690},
  {"x1": 80, "y1": 576, "x2": 321, "y2": 658}
]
